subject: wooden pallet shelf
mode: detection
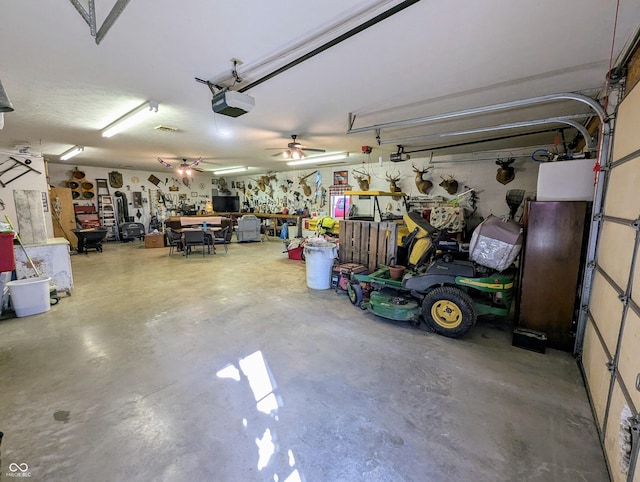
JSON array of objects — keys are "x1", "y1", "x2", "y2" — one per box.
[{"x1": 338, "y1": 220, "x2": 398, "y2": 272}]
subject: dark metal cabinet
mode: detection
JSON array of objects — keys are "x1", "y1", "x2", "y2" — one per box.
[{"x1": 517, "y1": 201, "x2": 589, "y2": 351}]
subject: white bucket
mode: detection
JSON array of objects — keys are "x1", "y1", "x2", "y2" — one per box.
[
  {"x1": 304, "y1": 243, "x2": 337, "y2": 290},
  {"x1": 7, "y1": 277, "x2": 51, "y2": 317}
]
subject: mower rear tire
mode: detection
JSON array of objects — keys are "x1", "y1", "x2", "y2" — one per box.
[
  {"x1": 348, "y1": 280, "x2": 363, "y2": 307},
  {"x1": 422, "y1": 286, "x2": 476, "y2": 338}
]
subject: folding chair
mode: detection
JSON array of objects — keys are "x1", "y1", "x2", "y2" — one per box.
[
  {"x1": 216, "y1": 226, "x2": 230, "y2": 253},
  {"x1": 166, "y1": 227, "x2": 183, "y2": 255},
  {"x1": 183, "y1": 230, "x2": 206, "y2": 257}
]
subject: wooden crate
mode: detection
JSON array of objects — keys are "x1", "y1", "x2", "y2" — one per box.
[
  {"x1": 338, "y1": 220, "x2": 398, "y2": 273},
  {"x1": 144, "y1": 233, "x2": 165, "y2": 248}
]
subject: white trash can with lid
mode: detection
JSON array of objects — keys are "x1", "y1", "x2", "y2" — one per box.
[
  {"x1": 304, "y1": 240, "x2": 337, "y2": 290},
  {"x1": 6, "y1": 277, "x2": 51, "y2": 317}
]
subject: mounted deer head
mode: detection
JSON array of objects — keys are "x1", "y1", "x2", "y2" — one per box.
[
  {"x1": 495, "y1": 158, "x2": 516, "y2": 185},
  {"x1": 298, "y1": 170, "x2": 317, "y2": 197},
  {"x1": 386, "y1": 171, "x2": 404, "y2": 200},
  {"x1": 352, "y1": 168, "x2": 370, "y2": 191},
  {"x1": 251, "y1": 177, "x2": 267, "y2": 192},
  {"x1": 266, "y1": 172, "x2": 278, "y2": 185},
  {"x1": 412, "y1": 164, "x2": 433, "y2": 194},
  {"x1": 439, "y1": 174, "x2": 458, "y2": 195},
  {"x1": 385, "y1": 171, "x2": 402, "y2": 194}
]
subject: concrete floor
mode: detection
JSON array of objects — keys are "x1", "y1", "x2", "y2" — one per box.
[{"x1": 0, "y1": 239, "x2": 608, "y2": 481}]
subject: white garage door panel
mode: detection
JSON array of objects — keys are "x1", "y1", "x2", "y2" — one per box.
[
  {"x1": 617, "y1": 308, "x2": 640, "y2": 411},
  {"x1": 611, "y1": 84, "x2": 640, "y2": 160},
  {"x1": 604, "y1": 158, "x2": 640, "y2": 221},
  {"x1": 583, "y1": 76, "x2": 640, "y2": 481},
  {"x1": 598, "y1": 221, "x2": 636, "y2": 290},
  {"x1": 604, "y1": 380, "x2": 635, "y2": 482},
  {"x1": 591, "y1": 270, "x2": 625, "y2": 354},
  {"x1": 583, "y1": 319, "x2": 613, "y2": 429}
]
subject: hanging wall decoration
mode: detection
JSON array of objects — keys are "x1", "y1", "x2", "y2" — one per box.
[
  {"x1": 333, "y1": 170, "x2": 348, "y2": 186},
  {"x1": 495, "y1": 158, "x2": 516, "y2": 185},
  {"x1": 109, "y1": 171, "x2": 123, "y2": 188}
]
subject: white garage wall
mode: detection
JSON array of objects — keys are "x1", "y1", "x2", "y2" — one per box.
[
  {"x1": 46, "y1": 148, "x2": 543, "y2": 233},
  {"x1": 232, "y1": 152, "x2": 541, "y2": 225},
  {"x1": 47, "y1": 163, "x2": 216, "y2": 231},
  {"x1": 0, "y1": 152, "x2": 53, "y2": 238}
]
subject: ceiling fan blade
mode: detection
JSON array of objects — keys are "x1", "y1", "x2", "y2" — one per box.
[
  {"x1": 157, "y1": 157, "x2": 173, "y2": 168},
  {"x1": 265, "y1": 147, "x2": 285, "y2": 150},
  {"x1": 302, "y1": 148, "x2": 326, "y2": 153},
  {"x1": 272, "y1": 151, "x2": 286, "y2": 157}
]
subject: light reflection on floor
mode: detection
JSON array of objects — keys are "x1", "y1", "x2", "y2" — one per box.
[{"x1": 216, "y1": 350, "x2": 303, "y2": 481}]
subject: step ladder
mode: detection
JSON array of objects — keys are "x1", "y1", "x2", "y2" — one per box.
[{"x1": 96, "y1": 179, "x2": 118, "y2": 240}]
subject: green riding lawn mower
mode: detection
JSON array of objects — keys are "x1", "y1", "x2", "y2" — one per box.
[{"x1": 347, "y1": 211, "x2": 520, "y2": 338}]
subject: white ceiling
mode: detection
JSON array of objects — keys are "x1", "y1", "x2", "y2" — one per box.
[{"x1": 1, "y1": 0, "x2": 639, "y2": 174}]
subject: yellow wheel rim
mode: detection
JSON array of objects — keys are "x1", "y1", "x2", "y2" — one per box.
[{"x1": 431, "y1": 300, "x2": 463, "y2": 328}]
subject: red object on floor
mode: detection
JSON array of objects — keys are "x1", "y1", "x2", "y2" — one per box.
[
  {"x1": 333, "y1": 263, "x2": 367, "y2": 290},
  {"x1": 0, "y1": 232, "x2": 16, "y2": 272},
  {"x1": 287, "y1": 246, "x2": 304, "y2": 260}
]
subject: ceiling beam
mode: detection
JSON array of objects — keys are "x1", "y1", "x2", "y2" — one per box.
[{"x1": 68, "y1": 0, "x2": 131, "y2": 44}]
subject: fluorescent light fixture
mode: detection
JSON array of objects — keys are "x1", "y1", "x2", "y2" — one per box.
[
  {"x1": 213, "y1": 166, "x2": 248, "y2": 175},
  {"x1": 101, "y1": 100, "x2": 159, "y2": 138},
  {"x1": 60, "y1": 145, "x2": 84, "y2": 161},
  {"x1": 286, "y1": 153, "x2": 349, "y2": 166}
]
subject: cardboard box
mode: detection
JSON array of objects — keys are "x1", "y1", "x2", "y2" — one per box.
[{"x1": 145, "y1": 233, "x2": 165, "y2": 248}]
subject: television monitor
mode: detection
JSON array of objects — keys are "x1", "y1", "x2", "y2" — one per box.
[{"x1": 212, "y1": 195, "x2": 240, "y2": 213}]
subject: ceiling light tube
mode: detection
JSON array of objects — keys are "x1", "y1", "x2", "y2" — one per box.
[
  {"x1": 101, "y1": 100, "x2": 159, "y2": 138},
  {"x1": 286, "y1": 153, "x2": 349, "y2": 166},
  {"x1": 60, "y1": 145, "x2": 84, "y2": 161},
  {"x1": 213, "y1": 167, "x2": 248, "y2": 175}
]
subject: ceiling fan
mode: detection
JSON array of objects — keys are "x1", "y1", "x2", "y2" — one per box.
[
  {"x1": 267, "y1": 134, "x2": 325, "y2": 160},
  {"x1": 157, "y1": 157, "x2": 204, "y2": 175}
]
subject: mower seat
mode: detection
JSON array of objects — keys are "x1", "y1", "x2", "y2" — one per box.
[{"x1": 403, "y1": 211, "x2": 439, "y2": 268}]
